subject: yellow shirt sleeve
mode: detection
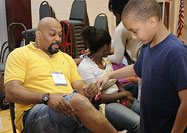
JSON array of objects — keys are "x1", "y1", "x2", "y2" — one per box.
[{"x1": 4, "y1": 48, "x2": 26, "y2": 84}]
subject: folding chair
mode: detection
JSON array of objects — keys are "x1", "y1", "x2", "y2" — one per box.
[
  {"x1": 0, "y1": 42, "x2": 9, "y2": 110},
  {"x1": 6, "y1": 23, "x2": 36, "y2": 133},
  {"x1": 39, "y1": 1, "x2": 56, "y2": 20},
  {"x1": 60, "y1": 21, "x2": 73, "y2": 56},
  {"x1": 69, "y1": 0, "x2": 89, "y2": 26},
  {"x1": 22, "y1": 28, "x2": 36, "y2": 45},
  {"x1": 8, "y1": 23, "x2": 28, "y2": 53},
  {"x1": 9, "y1": 102, "x2": 16, "y2": 133},
  {"x1": 94, "y1": 13, "x2": 109, "y2": 33},
  {"x1": 0, "y1": 41, "x2": 8, "y2": 67}
]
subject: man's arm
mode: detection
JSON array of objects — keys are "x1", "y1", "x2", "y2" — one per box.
[
  {"x1": 71, "y1": 80, "x2": 86, "y2": 96},
  {"x1": 71, "y1": 80, "x2": 98, "y2": 98},
  {"x1": 171, "y1": 89, "x2": 187, "y2": 133},
  {"x1": 5, "y1": 80, "x2": 43, "y2": 104},
  {"x1": 5, "y1": 80, "x2": 74, "y2": 116}
]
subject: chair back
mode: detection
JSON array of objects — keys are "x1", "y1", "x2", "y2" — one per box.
[
  {"x1": 69, "y1": 0, "x2": 89, "y2": 26},
  {"x1": 39, "y1": 1, "x2": 56, "y2": 20},
  {"x1": 22, "y1": 28, "x2": 36, "y2": 45},
  {"x1": 94, "y1": 13, "x2": 109, "y2": 33},
  {"x1": 0, "y1": 41, "x2": 8, "y2": 64},
  {"x1": 8, "y1": 23, "x2": 27, "y2": 53}
]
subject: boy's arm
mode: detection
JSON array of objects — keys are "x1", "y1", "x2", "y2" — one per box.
[
  {"x1": 109, "y1": 64, "x2": 136, "y2": 79},
  {"x1": 97, "y1": 64, "x2": 136, "y2": 89},
  {"x1": 171, "y1": 89, "x2": 187, "y2": 133}
]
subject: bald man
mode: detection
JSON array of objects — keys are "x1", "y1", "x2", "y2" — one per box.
[{"x1": 4, "y1": 17, "x2": 117, "y2": 133}]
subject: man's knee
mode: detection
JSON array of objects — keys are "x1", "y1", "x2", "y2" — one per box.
[
  {"x1": 24, "y1": 104, "x2": 55, "y2": 133},
  {"x1": 70, "y1": 93, "x2": 92, "y2": 112}
]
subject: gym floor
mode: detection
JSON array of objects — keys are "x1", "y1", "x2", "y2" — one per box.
[{"x1": 0, "y1": 109, "x2": 14, "y2": 133}]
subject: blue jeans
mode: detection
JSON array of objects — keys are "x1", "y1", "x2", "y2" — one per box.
[
  {"x1": 105, "y1": 99, "x2": 140, "y2": 133},
  {"x1": 22, "y1": 90, "x2": 90, "y2": 133}
]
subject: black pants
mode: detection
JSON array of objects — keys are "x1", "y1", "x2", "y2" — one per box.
[{"x1": 123, "y1": 83, "x2": 138, "y2": 99}]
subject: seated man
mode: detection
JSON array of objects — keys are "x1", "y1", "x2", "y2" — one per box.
[{"x1": 4, "y1": 17, "x2": 117, "y2": 133}]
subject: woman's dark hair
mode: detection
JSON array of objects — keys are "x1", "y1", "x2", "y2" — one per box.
[
  {"x1": 108, "y1": 0, "x2": 129, "y2": 17},
  {"x1": 81, "y1": 26, "x2": 111, "y2": 53}
]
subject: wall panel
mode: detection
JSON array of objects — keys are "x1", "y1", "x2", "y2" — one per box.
[
  {"x1": 5, "y1": 0, "x2": 32, "y2": 48},
  {"x1": 0, "y1": 0, "x2": 8, "y2": 51}
]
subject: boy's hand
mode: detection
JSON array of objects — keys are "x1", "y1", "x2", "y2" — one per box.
[
  {"x1": 83, "y1": 83, "x2": 99, "y2": 97},
  {"x1": 96, "y1": 74, "x2": 110, "y2": 90}
]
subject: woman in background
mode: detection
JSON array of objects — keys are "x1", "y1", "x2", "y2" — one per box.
[{"x1": 107, "y1": 0, "x2": 142, "y2": 99}]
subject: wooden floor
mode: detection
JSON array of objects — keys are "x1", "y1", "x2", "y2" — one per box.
[{"x1": 0, "y1": 109, "x2": 14, "y2": 133}]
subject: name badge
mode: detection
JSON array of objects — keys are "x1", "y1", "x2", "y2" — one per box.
[{"x1": 51, "y1": 72, "x2": 67, "y2": 86}]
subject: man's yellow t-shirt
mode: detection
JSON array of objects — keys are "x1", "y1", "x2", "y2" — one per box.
[{"x1": 4, "y1": 42, "x2": 82, "y2": 132}]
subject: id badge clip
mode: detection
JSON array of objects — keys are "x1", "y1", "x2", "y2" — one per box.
[{"x1": 51, "y1": 72, "x2": 67, "y2": 86}]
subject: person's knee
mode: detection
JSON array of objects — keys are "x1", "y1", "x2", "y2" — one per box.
[
  {"x1": 24, "y1": 105, "x2": 55, "y2": 133},
  {"x1": 129, "y1": 116, "x2": 140, "y2": 132},
  {"x1": 70, "y1": 93, "x2": 92, "y2": 112}
]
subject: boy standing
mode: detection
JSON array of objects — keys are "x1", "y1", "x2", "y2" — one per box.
[{"x1": 97, "y1": 0, "x2": 187, "y2": 132}]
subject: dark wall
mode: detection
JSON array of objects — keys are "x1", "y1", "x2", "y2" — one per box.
[{"x1": 5, "y1": 0, "x2": 32, "y2": 48}]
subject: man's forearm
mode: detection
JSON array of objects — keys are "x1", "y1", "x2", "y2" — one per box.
[
  {"x1": 5, "y1": 80, "x2": 44, "y2": 104},
  {"x1": 71, "y1": 80, "x2": 87, "y2": 97}
]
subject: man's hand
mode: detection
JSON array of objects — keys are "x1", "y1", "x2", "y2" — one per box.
[
  {"x1": 47, "y1": 93, "x2": 74, "y2": 117},
  {"x1": 83, "y1": 83, "x2": 99, "y2": 97},
  {"x1": 96, "y1": 73, "x2": 110, "y2": 90}
]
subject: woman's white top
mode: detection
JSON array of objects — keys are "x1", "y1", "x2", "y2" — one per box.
[
  {"x1": 78, "y1": 57, "x2": 118, "y2": 94},
  {"x1": 108, "y1": 22, "x2": 142, "y2": 63}
]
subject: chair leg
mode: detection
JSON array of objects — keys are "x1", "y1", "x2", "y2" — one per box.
[{"x1": 9, "y1": 102, "x2": 16, "y2": 133}]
